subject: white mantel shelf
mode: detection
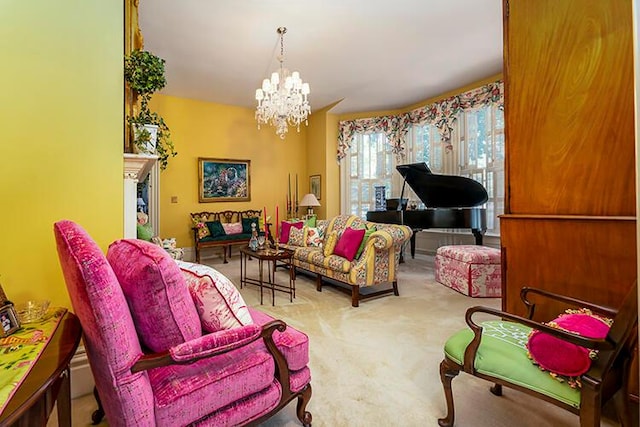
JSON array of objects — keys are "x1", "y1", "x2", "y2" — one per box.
[
  {"x1": 124, "y1": 152, "x2": 158, "y2": 182},
  {"x1": 123, "y1": 153, "x2": 158, "y2": 239}
]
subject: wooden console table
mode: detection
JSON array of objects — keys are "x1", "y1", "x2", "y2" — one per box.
[{"x1": 0, "y1": 311, "x2": 82, "y2": 427}]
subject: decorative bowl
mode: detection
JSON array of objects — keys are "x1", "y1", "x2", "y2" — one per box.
[{"x1": 15, "y1": 300, "x2": 50, "y2": 323}]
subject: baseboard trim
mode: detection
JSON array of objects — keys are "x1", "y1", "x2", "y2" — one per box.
[{"x1": 70, "y1": 345, "x2": 94, "y2": 398}]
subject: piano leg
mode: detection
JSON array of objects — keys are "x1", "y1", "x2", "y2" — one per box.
[
  {"x1": 399, "y1": 233, "x2": 417, "y2": 263},
  {"x1": 472, "y1": 229, "x2": 485, "y2": 246},
  {"x1": 410, "y1": 231, "x2": 417, "y2": 258}
]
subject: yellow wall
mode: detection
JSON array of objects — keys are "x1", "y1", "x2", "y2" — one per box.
[
  {"x1": 306, "y1": 108, "x2": 328, "y2": 219},
  {"x1": 324, "y1": 112, "x2": 340, "y2": 218},
  {"x1": 0, "y1": 2, "x2": 123, "y2": 307},
  {"x1": 152, "y1": 95, "x2": 307, "y2": 247}
]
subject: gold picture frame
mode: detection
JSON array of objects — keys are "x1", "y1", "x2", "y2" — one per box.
[{"x1": 198, "y1": 158, "x2": 251, "y2": 202}]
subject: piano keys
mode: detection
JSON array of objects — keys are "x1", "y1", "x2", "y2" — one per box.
[{"x1": 366, "y1": 162, "x2": 488, "y2": 258}]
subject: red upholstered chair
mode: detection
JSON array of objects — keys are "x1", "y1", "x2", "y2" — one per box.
[
  {"x1": 438, "y1": 282, "x2": 637, "y2": 427},
  {"x1": 54, "y1": 220, "x2": 312, "y2": 426}
]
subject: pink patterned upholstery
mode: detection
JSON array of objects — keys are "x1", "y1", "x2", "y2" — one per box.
[
  {"x1": 435, "y1": 245, "x2": 501, "y2": 297},
  {"x1": 54, "y1": 220, "x2": 312, "y2": 427}
]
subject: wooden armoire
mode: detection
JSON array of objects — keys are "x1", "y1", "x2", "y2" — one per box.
[{"x1": 500, "y1": 0, "x2": 638, "y2": 396}]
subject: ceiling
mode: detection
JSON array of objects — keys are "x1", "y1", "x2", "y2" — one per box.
[{"x1": 139, "y1": 1, "x2": 504, "y2": 115}]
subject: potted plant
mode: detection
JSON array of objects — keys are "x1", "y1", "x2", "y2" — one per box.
[{"x1": 124, "y1": 49, "x2": 177, "y2": 169}]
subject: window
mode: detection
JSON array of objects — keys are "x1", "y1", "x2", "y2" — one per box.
[
  {"x1": 399, "y1": 104, "x2": 504, "y2": 233},
  {"x1": 339, "y1": 86, "x2": 504, "y2": 234},
  {"x1": 457, "y1": 105, "x2": 504, "y2": 233},
  {"x1": 342, "y1": 132, "x2": 394, "y2": 218}
]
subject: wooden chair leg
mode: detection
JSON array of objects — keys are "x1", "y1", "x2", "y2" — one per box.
[
  {"x1": 91, "y1": 386, "x2": 105, "y2": 425},
  {"x1": 392, "y1": 280, "x2": 399, "y2": 296},
  {"x1": 296, "y1": 384, "x2": 313, "y2": 427},
  {"x1": 490, "y1": 383, "x2": 502, "y2": 396},
  {"x1": 223, "y1": 245, "x2": 229, "y2": 264},
  {"x1": 438, "y1": 359, "x2": 460, "y2": 427},
  {"x1": 316, "y1": 274, "x2": 322, "y2": 292},
  {"x1": 578, "y1": 380, "x2": 601, "y2": 427}
]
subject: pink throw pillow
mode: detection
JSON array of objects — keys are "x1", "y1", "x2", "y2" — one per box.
[
  {"x1": 222, "y1": 222, "x2": 243, "y2": 235},
  {"x1": 279, "y1": 221, "x2": 303, "y2": 244},
  {"x1": 333, "y1": 227, "x2": 366, "y2": 261},
  {"x1": 178, "y1": 261, "x2": 253, "y2": 332},
  {"x1": 527, "y1": 309, "x2": 612, "y2": 378},
  {"x1": 107, "y1": 239, "x2": 202, "y2": 352}
]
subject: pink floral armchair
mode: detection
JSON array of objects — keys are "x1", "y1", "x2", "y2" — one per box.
[{"x1": 54, "y1": 220, "x2": 312, "y2": 426}]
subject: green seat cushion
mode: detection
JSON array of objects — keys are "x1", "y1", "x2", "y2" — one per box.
[
  {"x1": 222, "y1": 233, "x2": 252, "y2": 241},
  {"x1": 444, "y1": 320, "x2": 581, "y2": 408},
  {"x1": 198, "y1": 234, "x2": 252, "y2": 243}
]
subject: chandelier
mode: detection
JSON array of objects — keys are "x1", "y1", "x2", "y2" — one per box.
[{"x1": 255, "y1": 27, "x2": 311, "y2": 139}]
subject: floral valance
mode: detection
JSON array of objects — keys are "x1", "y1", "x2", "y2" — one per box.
[{"x1": 337, "y1": 80, "x2": 504, "y2": 162}]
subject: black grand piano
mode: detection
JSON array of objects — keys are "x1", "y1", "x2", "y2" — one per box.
[{"x1": 366, "y1": 162, "x2": 488, "y2": 258}]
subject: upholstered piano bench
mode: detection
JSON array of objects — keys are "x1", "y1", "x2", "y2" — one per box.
[{"x1": 434, "y1": 245, "x2": 501, "y2": 297}]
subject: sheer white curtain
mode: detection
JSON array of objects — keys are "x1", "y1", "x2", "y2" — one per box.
[{"x1": 340, "y1": 132, "x2": 395, "y2": 218}]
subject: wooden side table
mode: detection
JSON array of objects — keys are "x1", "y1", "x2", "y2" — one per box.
[
  {"x1": 0, "y1": 311, "x2": 82, "y2": 427},
  {"x1": 239, "y1": 246, "x2": 295, "y2": 305}
]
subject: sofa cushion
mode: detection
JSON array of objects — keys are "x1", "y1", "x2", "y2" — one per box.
[
  {"x1": 206, "y1": 220, "x2": 226, "y2": 238},
  {"x1": 280, "y1": 221, "x2": 304, "y2": 244},
  {"x1": 333, "y1": 226, "x2": 366, "y2": 261},
  {"x1": 199, "y1": 233, "x2": 252, "y2": 243},
  {"x1": 288, "y1": 226, "x2": 306, "y2": 246},
  {"x1": 137, "y1": 223, "x2": 154, "y2": 241},
  {"x1": 148, "y1": 342, "x2": 276, "y2": 425},
  {"x1": 304, "y1": 226, "x2": 322, "y2": 247},
  {"x1": 222, "y1": 222, "x2": 243, "y2": 235},
  {"x1": 527, "y1": 309, "x2": 612, "y2": 381},
  {"x1": 304, "y1": 216, "x2": 317, "y2": 227},
  {"x1": 178, "y1": 261, "x2": 253, "y2": 332},
  {"x1": 323, "y1": 231, "x2": 339, "y2": 256},
  {"x1": 194, "y1": 222, "x2": 210, "y2": 239},
  {"x1": 242, "y1": 217, "x2": 260, "y2": 234},
  {"x1": 107, "y1": 239, "x2": 202, "y2": 352},
  {"x1": 355, "y1": 225, "x2": 376, "y2": 259}
]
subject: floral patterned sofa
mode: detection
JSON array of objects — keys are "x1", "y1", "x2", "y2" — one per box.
[{"x1": 281, "y1": 214, "x2": 412, "y2": 307}]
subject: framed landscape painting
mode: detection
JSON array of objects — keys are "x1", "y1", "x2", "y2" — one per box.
[
  {"x1": 199, "y1": 158, "x2": 251, "y2": 202},
  {"x1": 310, "y1": 174, "x2": 321, "y2": 200}
]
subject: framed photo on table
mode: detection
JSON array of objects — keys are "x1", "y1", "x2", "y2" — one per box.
[
  {"x1": 198, "y1": 158, "x2": 251, "y2": 202},
  {"x1": 0, "y1": 304, "x2": 20, "y2": 337},
  {"x1": 310, "y1": 175, "x2": 321, "y2": 200}
]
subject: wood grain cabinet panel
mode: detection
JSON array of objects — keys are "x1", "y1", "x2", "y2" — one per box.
[
  {"x1": 501, "y1": 216, "x2": 636, "y2": 318},
  {"x1": 504, "y1": 0, "x2": 635, "y2": 216},
  {"x1": 501, "y1": 0, "x2": 637, "y2": 398}
]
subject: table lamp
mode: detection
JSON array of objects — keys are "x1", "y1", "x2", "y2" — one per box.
[{"x1": 299, "y1": 193, "x2": 320, "y2": 216}]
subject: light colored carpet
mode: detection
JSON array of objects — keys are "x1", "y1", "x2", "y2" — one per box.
[{"x1": 53, "y1": 253, "x2": 630, "y2": 426}]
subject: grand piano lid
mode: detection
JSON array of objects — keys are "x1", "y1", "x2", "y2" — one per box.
[{"x1": 396, "y1": 162, "x2": 488, "y2": 208}]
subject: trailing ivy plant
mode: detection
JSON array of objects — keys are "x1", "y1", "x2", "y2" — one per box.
[{"x1": 124, "y1": 49, "x2": 177, "y2": 170}]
